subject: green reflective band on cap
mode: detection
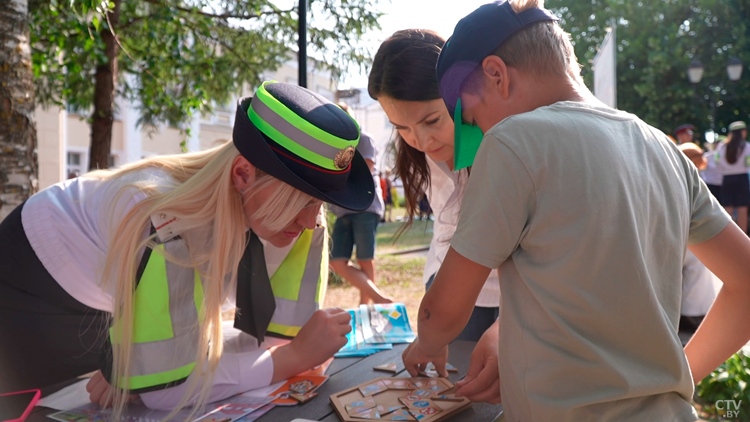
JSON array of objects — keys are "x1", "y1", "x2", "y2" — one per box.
[
  {"x1": 453, "y1": 98, "x2": 485, "y2": 170},
  {"x1": 249, "y1": 81, "x2": 359, "y2": 171}
]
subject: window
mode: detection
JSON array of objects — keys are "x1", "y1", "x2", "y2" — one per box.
[{"x1": 66, "y1": 151, "x2": 86, "y2": 179}]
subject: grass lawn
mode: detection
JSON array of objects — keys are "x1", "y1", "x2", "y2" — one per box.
[
  {"x1": 324, "y1": 210, "x2": 434, "y2": 332},
  {"x1": 376, "y1": 219, "x2": 433, "y2": 254}
]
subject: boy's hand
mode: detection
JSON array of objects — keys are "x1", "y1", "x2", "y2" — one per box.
[
  {"x1": 402, "y1": 337, "x2": 449, "y2": 377},
  {"x1": 454, "y1": 325, "x2": 502, "y2": 403}
]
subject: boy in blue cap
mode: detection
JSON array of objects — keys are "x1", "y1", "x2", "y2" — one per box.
[{"x1": 402, "y1": 1, "x2": 750, "y2": 421}]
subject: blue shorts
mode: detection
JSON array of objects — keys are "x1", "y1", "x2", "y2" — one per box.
[{"x1": 330, "y1": 212, "x2": 380, "y2": 261}]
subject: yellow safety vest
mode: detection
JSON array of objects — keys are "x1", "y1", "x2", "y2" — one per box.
[
  {"x1": 106, "y1": 227, "x2": 327, "y2": 393},
  {"x1": 266, "y1": 226, "x2": 328, "y2": 338}
]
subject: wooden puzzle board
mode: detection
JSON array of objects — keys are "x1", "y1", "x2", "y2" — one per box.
[{"x1": 330, "y1": 377, "x2": 472, "y2": 421}]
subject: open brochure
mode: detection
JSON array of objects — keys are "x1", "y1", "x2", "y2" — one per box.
[
  {"x1": 359, "y1": 303, "x2": 416, "y2": 344},
  {"x1": 47, "y1": 394, "x2": 274, "y2": 422}
]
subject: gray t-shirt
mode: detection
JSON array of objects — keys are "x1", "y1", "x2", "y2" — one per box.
[
  {"x1": 330, "y1": 131, "x2": 384, "y2": 217},
  {"x1": 452, "y1": 101, "x2": 729, "y2": 422}
]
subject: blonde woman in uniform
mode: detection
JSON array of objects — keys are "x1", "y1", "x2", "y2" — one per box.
[{"x1": 0, "y1": 82, "x2": 374, "y2": 418}]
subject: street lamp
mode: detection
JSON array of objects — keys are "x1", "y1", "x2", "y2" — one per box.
[
  {"x1": 687, "y1": 57, "x2": 744, "y2": 142},
  {"x1": 687, "y1": 59, "x2": 704, "y2": 84},
  {"x1": 727, "y1": 57, "x2": 744, "y2": 81},
  {"x1": 687, "y1": 57, "x2": 744, "y2": 84}
]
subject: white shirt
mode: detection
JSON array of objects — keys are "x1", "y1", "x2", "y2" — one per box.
[
  {"x1": 424, "y1": 157, "x2": 500, "y2": 308},
  {"x1": 700, "y1": 150, "x2": 723, "y2": 186},
  {"x1": 20, "y1": 168, "x2": 307, "y2": 408},
  {"x1": 716, "y1": 141, "x2": 750, "y2": 176},
  {"x1": 682, "y1": 250, "x2": 721, "y2": 316}
]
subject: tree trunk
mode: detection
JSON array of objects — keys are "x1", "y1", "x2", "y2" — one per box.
[
  {"x1": 0, "y1": 0, "x2": 38, "y2": 222},
  {"x1": 89, "y1": 0, "x2": 121, "y2": 171}
]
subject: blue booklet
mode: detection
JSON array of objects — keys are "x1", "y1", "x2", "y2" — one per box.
[
  {"x1": 335, "y1": 309, "x2": 393, "y2": 357},
  {"x1": 359, "y1": 303, "x2": 416, "y2": 344}
]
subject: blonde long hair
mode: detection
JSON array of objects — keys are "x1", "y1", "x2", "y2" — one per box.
[{"x1": 90, "y1": 141, "x2": 315, "y2": 419}]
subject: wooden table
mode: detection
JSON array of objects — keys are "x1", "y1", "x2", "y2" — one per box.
[{"x1": 29, "y1": 341, "x2": 503, "y2": 422}]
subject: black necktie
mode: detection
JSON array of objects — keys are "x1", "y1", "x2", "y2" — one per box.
[{"x1": 234, "y1": 231, "x2": 276, "y2": 346}]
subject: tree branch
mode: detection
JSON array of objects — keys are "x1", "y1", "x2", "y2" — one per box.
[
  {"x1": 119, "y1": 13, "x2": 155, "y2": 30},
  {"x1": 141, "y1": 0, "x2": 294, "y2": 20},
  {"x1": 183, "y1": 20, "x2": 259, "y2": 71}
]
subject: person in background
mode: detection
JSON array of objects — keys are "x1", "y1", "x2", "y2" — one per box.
[
  {"x1": 715, "y1": 121, "x2": 749, "y2": 233},
  {"x1": 674, "y1": 124, "x2": 696, "y2": 145},
  {"x1": 676, "y1": 143, "x2": 722, "y2": 338},
  {"x1": 403, "y1": 1, "x2": 750, "y2": 420},
  {"x1": 328, "y1": 103, "x2": 392, "y2": 305},
  {"x1": 369, "y1": 28, "x2": 503, "y2": 403},
  {"x1": 379, "y1": 172, "x2": 388, "y2": 222},
  {"x1": 383, "y1": 169, "x2": 394, "y2": 222},
  {"x1": 418, "y1": 194, "x2": 432, "y2": 221},
  {"x1": 701, "y1": 144, "x2": 723, "y2": 200}
]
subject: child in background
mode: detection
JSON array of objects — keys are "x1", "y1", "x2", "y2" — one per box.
[
  {"x1": 402, "y1": 1, "x2": 750, "y2": 421},
  {"x1": 676, "y1": 143, "x2": 722, "y2": 338},
  {"x1": 715, "y1": 121, "x2": 750, "y2": 233}
]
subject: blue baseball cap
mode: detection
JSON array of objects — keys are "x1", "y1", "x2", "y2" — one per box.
[{"x1": 437, "y1": 1, "x2": 558, "y2": 170}]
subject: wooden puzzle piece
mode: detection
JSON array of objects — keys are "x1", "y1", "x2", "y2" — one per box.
[
  {"x1": 345, "y1": 397, "x2": 377, "y2": 416},
  {"x1": 350, "y1": 407, "x2": 381, "y2": 419},
  {"x1": 359, "y1": 380, "x2": 388, "y2": 397},
  {"x1": 411, "y1": 379, "x2": 440, "y2": 389},
  {"x1": 398, "y1": 396, "x2": 442, "y2": 412},
  {"x1": 432, "y1": 395, "x2": 464, "y2": 402},
  {"x1": 373, "y1": 363, "x2": 399, "y2": 373},
  {"x1": 418, "y1": 369, "x2": 439, "y2": 378},
  {"x1": 376, "y1": 404, "x2": 406, "y2": 416},
  {"x1": 381, "y1": 379, "x2": 417, "y2": 390},
  {"x1": 410, "y1": 389, "x2": 434, "y2": 398},
  {"x1": 381, "y1": 409, "x2": 416, "y2": 421},
  {"x1": 289, "y1": 379, "x2": 316, "y2": 394},
  {"x1": 290, "y1": 392, "x2": 317, "y2": 404},
  {"x1": 408, "y1": 406, "x2": 442, "y2": 421}
]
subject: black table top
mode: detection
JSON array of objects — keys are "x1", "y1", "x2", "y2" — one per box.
[{"x1": 29, "y1": 340, "x2": 503, "y2": 422}]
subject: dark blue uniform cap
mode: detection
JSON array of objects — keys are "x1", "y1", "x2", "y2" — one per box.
[{"x1": 436, "y1": 1, "x2": 557, "y2": 169}]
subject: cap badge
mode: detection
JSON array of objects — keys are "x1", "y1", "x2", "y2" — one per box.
[{"x1": 334, "y1": 146, "x2": 356, "y2": 170}]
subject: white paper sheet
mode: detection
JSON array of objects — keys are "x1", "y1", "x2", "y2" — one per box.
[{"x1": 36, "y1": 379, "x2": 90, "y2": 411}]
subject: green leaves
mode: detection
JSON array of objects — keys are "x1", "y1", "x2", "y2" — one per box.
[
  {"x1": 695, "y1": 351, "x2": 750, "y2": 421},
  {"x1": 30, "y1": 0, "x2": 383, "y2": 132},
  {"x1": 546, "y1": 0, "x2": 750, "y2": 138}
]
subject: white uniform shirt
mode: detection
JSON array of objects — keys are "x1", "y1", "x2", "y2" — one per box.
[
  {"x1": 21, "y1": 168, "x2": 307, "y2": 409},
  {"x1": 700, "y1": 150, "x2": 723, "y2": 186},
  {"x1": 716, "y1": 141, "x2": 750, "y2": 175},
  {"x1": 682, "y1": 250, "x2": 721, "y2": 316},
  {"x1": 423, "y1": 157, "x2": 500, "y2": 308}
]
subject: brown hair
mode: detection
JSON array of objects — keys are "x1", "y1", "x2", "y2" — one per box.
[
  {"x1": 368, "y1": 29, "x2": 444, "y2": 233},
  {"x1": 726, "y1": 128, "x2": 747, "y2": 164}
]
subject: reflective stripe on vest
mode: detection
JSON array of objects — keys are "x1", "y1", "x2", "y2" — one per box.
[
  {"x1": 266, "y1": 226, "x2": 328, "y2": 338},
  {"x1": 110, "y1": 239, "x2": 204, "y2": 392}
]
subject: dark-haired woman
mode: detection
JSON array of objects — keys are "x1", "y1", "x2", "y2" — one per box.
[
  {"x1": 368, "y1": 29, "x2": 501, "y2": 403},
  {"x1": 716, "y1": 121, "x2": 749, "y2": 233}
]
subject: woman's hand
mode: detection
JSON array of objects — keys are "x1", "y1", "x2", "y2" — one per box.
[
  {"x1": 290, "y1": 308, "x2": 352, "y2": 368},
  {"x1": 454, "y1": 323, "x2": 501, "y2": 403},
  {"x1": 402, "y1": 337, "x2": 449, "y2": 377},
  {"x1": 86, "y1": 370, "x2": 138, "y2": 408}
]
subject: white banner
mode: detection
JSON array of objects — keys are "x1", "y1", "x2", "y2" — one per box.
[{"x1": 593, "y1": 26, "x2": 617, "y2": 109}]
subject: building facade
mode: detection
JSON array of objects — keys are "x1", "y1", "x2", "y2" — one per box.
[{"x1": 35, "y1": 59, "x2": 337, "y2": 190}]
